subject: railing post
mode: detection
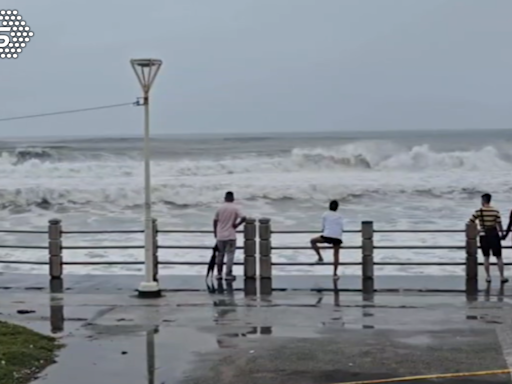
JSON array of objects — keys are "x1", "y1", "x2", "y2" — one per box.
[
  {"x1": 49, "y1": 295, "x2": 64, "y2": 334},
  {"x1": 244, "y1": 218, "x2": 257, "y2": 276},
  {"x1": 243, "y1": 218, "x2": 257, "y2": 295},
  {"x1": 152, "y1": 218, "x2": 159, "y2": 283},
  {"x1": 48, "y1": 219, "x2": 62, "y2": 280},
  {"x1": 259, "y1": 218, "x2": 272, "y2": 295},
  {"x1": 361, "y1": 221, "x2": 374, "y2": 295},
  {"x1": 465, "y1": 222, "x2": 478, "y2": 295}
]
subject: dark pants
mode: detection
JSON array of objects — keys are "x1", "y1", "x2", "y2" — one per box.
[{"x1": 480, "y1": 228, "x2": 502, "y2": 258}]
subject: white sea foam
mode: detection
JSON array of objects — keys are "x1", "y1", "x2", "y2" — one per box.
[
  {"x1": 0, "y1": 142, "x2": 511, "y2": 209},
  {"x1": 0, "y1": 139, "x2": 511, "y2": 275}
]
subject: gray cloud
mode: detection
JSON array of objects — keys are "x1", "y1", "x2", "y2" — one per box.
[{"x1": 1, "y1": 0, "x2": 511, "y2": 137}]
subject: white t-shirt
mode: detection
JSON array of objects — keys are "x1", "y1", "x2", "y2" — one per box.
[{"x1": 322, "y1": 211, "x2": 344, "y2": 240}]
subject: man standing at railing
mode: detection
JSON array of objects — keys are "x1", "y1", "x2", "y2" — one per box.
[
  {"x1": 468, "y1": 193, "x2": 508, "y2": 284},
  {"x1": 213, "y1": 191, "x2": 246, "y2": 282},
  {"x1": 310, "y1": 200, "x2": 344, "y2": 280}
]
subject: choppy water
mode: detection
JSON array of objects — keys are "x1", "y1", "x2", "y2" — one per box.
[{"x1": 1, "y1": 129, "x2": 511, "y2": 275}]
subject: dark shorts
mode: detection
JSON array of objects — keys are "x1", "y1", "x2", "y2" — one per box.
[
  {"x1": 480, "y1": 232, "x2": 502, "y2": 258},
  {"x1": 320, "y1": 236, "x2": 343, "y2": 247}
]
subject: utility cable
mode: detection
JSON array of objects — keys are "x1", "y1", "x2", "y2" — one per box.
[{"x1": 0, "y1": 101, "x2": 139, "y2": 122}]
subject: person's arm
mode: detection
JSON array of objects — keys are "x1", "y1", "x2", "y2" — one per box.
[
  {"x1": 321, "y1": 213, "x2": 326, "y2": 233},
  {"x1": 496, "y1": 210, "x2": 504, "y2": 237},
  {"x1": 467, "y1": 210, "x2": 478, "y2": 225},
  {"x1": 213, "y1": 210, "x2": 219, "y2": 238},
  {"x1": 502, "y1": 210, "x2": 512, "y2": 239},
  {"x1": 233, "y1": 208, "x2": 246, "y2": 229}
]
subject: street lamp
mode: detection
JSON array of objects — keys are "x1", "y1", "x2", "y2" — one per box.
[{"x1": 131, "y1": 58, "x2": 163, "y2": 298}]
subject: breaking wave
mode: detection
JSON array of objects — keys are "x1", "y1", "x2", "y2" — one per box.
[
  {"x1": 5, "y1": 141, "x2": 512, "y2": 170},
  {"x1": 0, "y1": 141, "x2": 510, "y2": 211},
  {"x1": 6, "y1": 146, "x2": 133, "y2": 165},
  {"x1": 13, "y1": 147, "x2": 58, "y2": 164},
  {"x1": 291, "y1": 142, "x2": 512, "y2": 171},
  {"x1": 0, "y1": 185, "x2": 501, "y2": 212}
]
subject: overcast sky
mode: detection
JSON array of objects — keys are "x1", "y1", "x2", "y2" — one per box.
[{"x1": 1, "y1": 0, "x2": 511, "y2": 137}]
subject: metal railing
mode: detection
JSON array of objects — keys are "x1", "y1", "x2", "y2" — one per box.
[{"x1": 0, "y1": 217, "x2": 493, "y2": 294}]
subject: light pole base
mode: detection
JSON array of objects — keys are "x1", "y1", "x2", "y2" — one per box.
[{"x1": 137, "y1": 282, "x2": 162, "y2": 298}]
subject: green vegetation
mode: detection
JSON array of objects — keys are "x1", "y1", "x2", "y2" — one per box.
[{"x1": 0, "y1": 321, "x2": 62, "y2": 384}]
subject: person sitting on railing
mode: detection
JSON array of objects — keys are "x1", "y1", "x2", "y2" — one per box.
[
  {"x1": 213, "y1": 191, "x2": 246, "y2": 282},
  {"x1": 310, "y1": 200, "x2": 344, "y2": 280},
  {"x1": 468, "y1": 193, "x2": 508, "y2": 284}
]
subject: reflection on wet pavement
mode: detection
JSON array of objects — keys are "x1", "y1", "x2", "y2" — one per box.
[{"x1": 1, "y1": 279, "x2": 512, "y2": 384}]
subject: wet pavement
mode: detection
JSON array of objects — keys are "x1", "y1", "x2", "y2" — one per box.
[
  {"x1": 1, "y1": 278, "x2": 512, "y2": 383},
  {"x1": 1, "y1": 269, "x2": 511, "y2": 294}
]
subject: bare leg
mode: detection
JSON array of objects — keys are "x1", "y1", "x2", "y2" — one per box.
[
  {"x1": 310, "y1": 236, "x2": 325, "y2": 262},
  {"x1": 484, "y1": 257, "x2": 491, "y2": 281},
  {"x1": 497, "y1": 257, "x2": 506, "y2": 281},
  {"x1": 333, "y1": 245, "x2": 340, "y2": 278}
]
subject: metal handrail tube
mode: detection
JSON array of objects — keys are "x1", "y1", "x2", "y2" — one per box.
[
  {"x1": 0, "y1": 245, "x2": 47, "y2": 249},
  {"x1": 63, "y1": 261, "x2": 144, "y2": 265},
  {"x1": 63, "y1": 245, "x2": 144, "y2": 250},
  {"x1": 63, "y1": 230, "x2": 144, "y2": 234},
  {"x1": 270, "y1": 229, "x2": 465, "y2": 234},
  {"x1": 157, "y1": 230, "x2": 243, "y2": 234},
  {"x1": 159, "y1": 261, "x2": 244, "y2": 265},
  {"x1": 158, "y1": 245, "x2": 243, "y2": 250}
]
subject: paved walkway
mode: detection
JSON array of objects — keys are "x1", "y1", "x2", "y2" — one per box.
[
  {"x1": 1, "y1": 271, "x2": 511, "y2": 293},
  {"x1": 2, "y1": 285, "x2": 512, "y2": 383}
]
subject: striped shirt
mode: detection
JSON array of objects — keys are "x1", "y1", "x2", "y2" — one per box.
[{"x1": 469, "y1": 206, "x2": 501, "y2": 230}]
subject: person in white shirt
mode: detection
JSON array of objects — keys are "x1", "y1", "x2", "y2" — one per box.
[{"x1": 310, "y1": 200, "x2": 344, "y2": 280}]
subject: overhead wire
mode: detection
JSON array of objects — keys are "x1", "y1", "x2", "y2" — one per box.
[{"x1": 0, "y1": 101, "x2": 139, "y2": 122}]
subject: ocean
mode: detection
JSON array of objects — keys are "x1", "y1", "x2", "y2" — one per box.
[{"x1": 1, "y1": 128, "x2": 511, "y2": 276}]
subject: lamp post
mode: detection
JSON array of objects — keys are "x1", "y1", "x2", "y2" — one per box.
[{"x1": 131, "y1": 58, "x2": 163, "y2": 298}]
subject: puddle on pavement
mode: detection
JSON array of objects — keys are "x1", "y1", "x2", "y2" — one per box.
[
  {"x1": 33, "y1": 326, "x2": 222, "y2": 384},
  {"x1": 396, "y1": 334, "x2": 433, "y2": 346}
]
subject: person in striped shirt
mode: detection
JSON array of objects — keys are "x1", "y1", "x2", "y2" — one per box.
[{"x1": 468, "y1": 193, "x2": 508, "y2": 284}]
